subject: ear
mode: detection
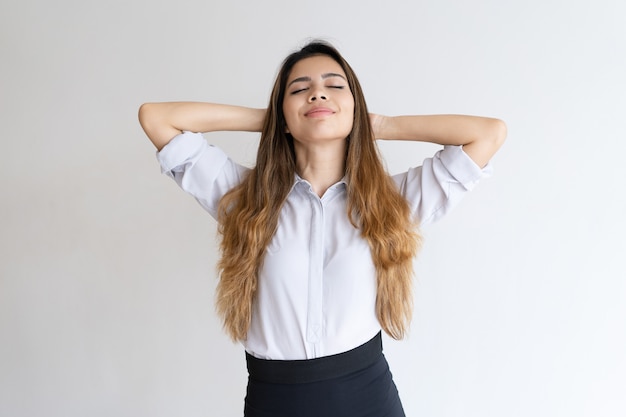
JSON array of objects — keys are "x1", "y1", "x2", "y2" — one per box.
[{"x1": 285, "y1": 125, "x2": 290, "y2": 134}]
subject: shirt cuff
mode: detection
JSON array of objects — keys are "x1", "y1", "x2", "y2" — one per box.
[
  {"x1": 156, "y1": 131, "x2": 208, "y2": 174},
  {"x1": 439, "y1": 145, "x2": 493, "y2": 190}
]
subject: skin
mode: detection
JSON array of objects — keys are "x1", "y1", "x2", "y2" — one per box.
[
  {"x1": 139, "y1": 55, "x2": 507, "y2": 197},
  {"x1": 282, "y1": 55, "x2": 355, "y2": 196},
  {"x1": 370, "y1": 113, "x2": 507, "y2": 169}
]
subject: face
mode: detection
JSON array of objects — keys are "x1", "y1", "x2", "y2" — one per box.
[{"x1": 282, "y1": 55, "x2": 355, "y2": 146}]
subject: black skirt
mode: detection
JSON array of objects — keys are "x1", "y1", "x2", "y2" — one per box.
[{"x1": 244, "y1": 332, "x2": 405, "y2": 417}]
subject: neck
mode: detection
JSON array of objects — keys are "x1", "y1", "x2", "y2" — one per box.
[{"x1": 294, "y1": 140, "x2": 346, "y2": 197}]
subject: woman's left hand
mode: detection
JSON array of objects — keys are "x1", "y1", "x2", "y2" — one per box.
[{"x1": 369, "y1": 113, "x2": 388, "y2": 139}]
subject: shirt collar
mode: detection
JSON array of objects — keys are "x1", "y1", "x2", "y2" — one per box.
[{"x1": 292, "y1": 174, "x2": 348, "y2": 195}]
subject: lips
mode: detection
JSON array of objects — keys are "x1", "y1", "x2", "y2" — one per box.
[{"x1": 305, "y1": 107, "x2": 335, "y2": 117}]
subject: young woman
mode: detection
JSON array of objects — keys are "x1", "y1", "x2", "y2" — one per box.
[{"x1": 139, "y1": 41, "x2": 506, "y2": 417}]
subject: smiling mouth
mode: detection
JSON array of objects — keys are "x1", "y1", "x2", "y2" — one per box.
[{"x1": 305, "y1": 108, "x2": 335, "y2": 117}]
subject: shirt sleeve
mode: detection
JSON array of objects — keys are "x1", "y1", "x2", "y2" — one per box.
[
  {"x1": 156, "y1": 131, "x2": 250, "y2": 219},
  {"x1": 391, "y1": 145, "x2": 493, "y2": 226}
]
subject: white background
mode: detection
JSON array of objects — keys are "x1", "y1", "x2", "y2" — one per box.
[{"x1": 1, "y1": 0, "x2": 625, "y2": 416}]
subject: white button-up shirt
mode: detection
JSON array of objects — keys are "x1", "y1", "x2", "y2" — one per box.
[{"x1": 157, "y1": 132, "x2": 491, "y2": 360}]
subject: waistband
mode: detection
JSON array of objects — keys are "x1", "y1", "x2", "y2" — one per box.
[{"x1": 245, "y1": 332, "x2": 383, "y2": 384}]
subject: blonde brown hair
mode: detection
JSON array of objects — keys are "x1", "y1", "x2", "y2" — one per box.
[{"x1": 216, "y1": 41, "x2": 422, "y2": 341}]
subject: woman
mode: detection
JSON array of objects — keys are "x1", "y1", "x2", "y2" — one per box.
[{"x1": 139, "y1": 41, "x2": 506, "y2": 417}]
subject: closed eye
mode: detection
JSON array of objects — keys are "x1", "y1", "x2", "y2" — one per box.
[
  {"x1": 290, "y1": 88, "x2": 308, "y2": 95},
  {"x1": 289, "y1": 85, "x2": 345, "y2": 95}
]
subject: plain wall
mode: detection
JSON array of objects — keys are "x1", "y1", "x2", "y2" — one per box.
[{"x1": 1, "y1": 0, "x2": 624, "y2": 416}]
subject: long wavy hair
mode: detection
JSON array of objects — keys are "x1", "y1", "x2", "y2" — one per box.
[{"x1": 216, "y1": 41, "x2": 422, "y2": 341}]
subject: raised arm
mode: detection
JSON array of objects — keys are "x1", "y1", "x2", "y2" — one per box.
[
  {"x1": 371, "y1": 114, "x2": 507, "y2": 168},
  {"x1": 138, "y1": 102, "x2": 266, "y2": 151}
]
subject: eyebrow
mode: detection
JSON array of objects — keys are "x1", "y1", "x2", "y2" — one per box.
[{"x1": 287, "y1": 73, "x2": 347, "y2": 87}]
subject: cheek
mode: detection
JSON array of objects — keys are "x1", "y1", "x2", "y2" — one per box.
[
  {"x1": 283, "y1": 112, "x2": 294, "y2": 133},
  {"x1": 283, "y1": 99, "x2": 298, "y2": 117},
  {"x1": 345, "y1": 100, "x2": 356, "y2": 124},
  {"x1": 345, "y1": 94, "x2": 355, "y2": 112}
]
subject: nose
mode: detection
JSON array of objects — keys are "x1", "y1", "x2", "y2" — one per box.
[{"x1": 308, "y1": 89, "x2": 327, "y2": 102}]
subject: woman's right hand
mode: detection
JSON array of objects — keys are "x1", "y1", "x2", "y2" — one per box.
[{"x1": 138, "y1": 102, "x2": 266, "y2": 151}]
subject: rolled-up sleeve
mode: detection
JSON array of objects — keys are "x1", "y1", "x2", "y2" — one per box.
[
  {"x1": 156, "y1": 131, "x2": 249, "y2": 219},
  {"x1": 392, "y1": 145, "x2": 493, "y2": 226}
]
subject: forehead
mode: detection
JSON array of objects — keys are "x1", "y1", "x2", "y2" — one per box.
[{"x1": 287, "y1": 55, "x2": 347, "y2": 81}]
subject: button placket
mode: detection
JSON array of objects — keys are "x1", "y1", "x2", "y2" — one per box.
[{"x1": 305, "y1": 188, "x2": 325, "y2": 352}]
